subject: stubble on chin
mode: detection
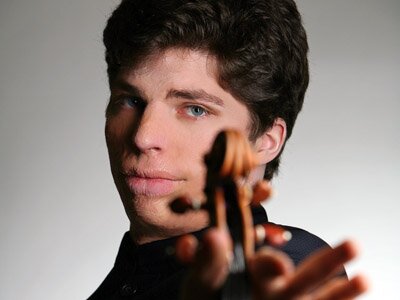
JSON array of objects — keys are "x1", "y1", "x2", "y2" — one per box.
[{"x1": 128, "y1": 197, "x2": 209, "y2": 244}]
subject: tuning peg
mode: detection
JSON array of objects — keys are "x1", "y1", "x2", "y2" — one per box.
[
  {"x1": 254, "y1": 224, "x2": 292, "y2": 247},
  {"x1": 170, "y1": 196, "x2": 204, "y2": 214},
  {"x1": 251, "y1": 180, "x2": 273, "y2": 206}
]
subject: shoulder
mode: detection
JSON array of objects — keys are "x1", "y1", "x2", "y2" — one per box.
[
  {"x1": 272, "y1": 224, "x2": 330, "y2": 266},
  {"x1": 251, "y1": 207, "x2": 330, "y2": 266}
]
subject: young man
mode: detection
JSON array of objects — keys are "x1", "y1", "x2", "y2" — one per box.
[{"x1": 89, "y1": 0, "x2": 368, "y2": 299}]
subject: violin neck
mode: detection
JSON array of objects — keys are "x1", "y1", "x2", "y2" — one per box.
[{"x1": 221, "y1": 271, "x2": 251, "y2": 300}]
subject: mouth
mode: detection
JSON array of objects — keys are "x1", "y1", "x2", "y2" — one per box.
[{"x1": 123, "y1": 170, "x2": 184, "y2": 197}]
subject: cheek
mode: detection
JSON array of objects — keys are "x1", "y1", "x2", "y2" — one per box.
[
  {"x1": 105, "y1": 119, "x2": 127, "y2": 162},
  {"x1": 184, "y1": 130, "x2": 215, "y2": 165},
  {"x1": 182, "y1": 131, "x2": 217, "y2": 190}
]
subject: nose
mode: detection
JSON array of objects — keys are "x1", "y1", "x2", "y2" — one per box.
[{"x1": 132, "y1": 103, "x2": 168, "y2": 154}]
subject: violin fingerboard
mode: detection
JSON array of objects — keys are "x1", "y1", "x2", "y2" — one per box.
[{"x1": 221, "y1": 271, "x2": 251, "y2": 300}]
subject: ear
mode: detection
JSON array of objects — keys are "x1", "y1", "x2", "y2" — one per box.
[{"x1": 254, "y1": 118, "x2": 287, "y2": 164}]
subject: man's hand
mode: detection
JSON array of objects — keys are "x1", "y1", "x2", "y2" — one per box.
[{"x1": 176, "y1": 229, "x2": 368, "y2": 300}]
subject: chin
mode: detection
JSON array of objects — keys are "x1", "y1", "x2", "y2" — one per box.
[
  {"x1": 126, "y1": 197, "x2": 209, "y2": 243},
  {"x1": 135, "y1": 212, "x2": 209, "y2": 243},
  {"x1": 161, "y1": 211, "x2": 209, "y2": 235}
]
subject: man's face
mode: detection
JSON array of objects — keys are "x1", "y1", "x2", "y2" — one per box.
[{"x1": 105, "y1": 48, "x2": 254, "y2": 243}]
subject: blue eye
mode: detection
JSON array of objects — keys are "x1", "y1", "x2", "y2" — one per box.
[
  {"x1": 122, "y1": 97, "x2": 144, "y2": 109},
  {"x1": 187, "y1": 105, "x2": 207, "y2": 117},
  {"x1": 123, "y1": 97, "x2": 137, "y2": 108}
]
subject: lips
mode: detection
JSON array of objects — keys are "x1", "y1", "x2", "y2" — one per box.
[{"x1": 123, "y1": 169, "x2": 184, "y2": 197}]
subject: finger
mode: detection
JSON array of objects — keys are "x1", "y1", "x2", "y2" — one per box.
[
  {"x1": 277, "y1": 240, "x2": 359, "y2": 298},
  {"x1": 248, "y1": 247, "x2": 295, "y2": 299},
  {"x1": 248, "y1": 247, "x2": 294, "y2": 280},
  {"x1": 176, "y1": 234, "x2": 198, "y2": 265},
  {"x1": 193, "y1": 228, "x2": 231, "y2": 289},
  {"x1": 181, "y1": 228, "x2": 231, "y2": 300},
  {"x1": 313, "y1": 274, "x2": 369, "y2": 300}
]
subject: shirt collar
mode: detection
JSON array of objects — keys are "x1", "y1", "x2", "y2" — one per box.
[{"x1": 114, "y1": 205, "x2": 268, "y2": 270}]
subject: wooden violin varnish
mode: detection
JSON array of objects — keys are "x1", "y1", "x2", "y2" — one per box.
[{"x1": 171, "y1": 129, "x2": 291, "y2": 300}]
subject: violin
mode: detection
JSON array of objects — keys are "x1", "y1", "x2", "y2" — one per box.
[{"x1": 170, "y1": 129, "x2": 291, "y2": 299}]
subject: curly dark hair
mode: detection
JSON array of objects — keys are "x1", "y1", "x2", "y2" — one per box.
[{"x1": 103, "y1": 0, "x2": 309, "y2": 180}]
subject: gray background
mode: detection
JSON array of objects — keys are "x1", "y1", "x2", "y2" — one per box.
[{"x1": 0, "y1": 0, "x2": 398, "y2": 299}]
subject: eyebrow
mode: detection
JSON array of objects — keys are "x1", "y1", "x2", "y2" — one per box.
[
  {"x1": 112, "y1": 80, "x2": 224, "y2": 107},
  {"x1": 111, "y1": 80, "x2": 145, "y2": 98},
  {"x1": 167, "y1": 89, "x2": 224, "y2": 107}
]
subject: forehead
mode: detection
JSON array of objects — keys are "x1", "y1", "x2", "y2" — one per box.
[{"x1": 119, "y1": 48, "x2": 219, "y2": 81}]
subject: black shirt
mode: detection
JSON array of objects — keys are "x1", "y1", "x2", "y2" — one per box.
[{"x1": 88, "y1": 207, "x2": 329, "y2": 300}]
